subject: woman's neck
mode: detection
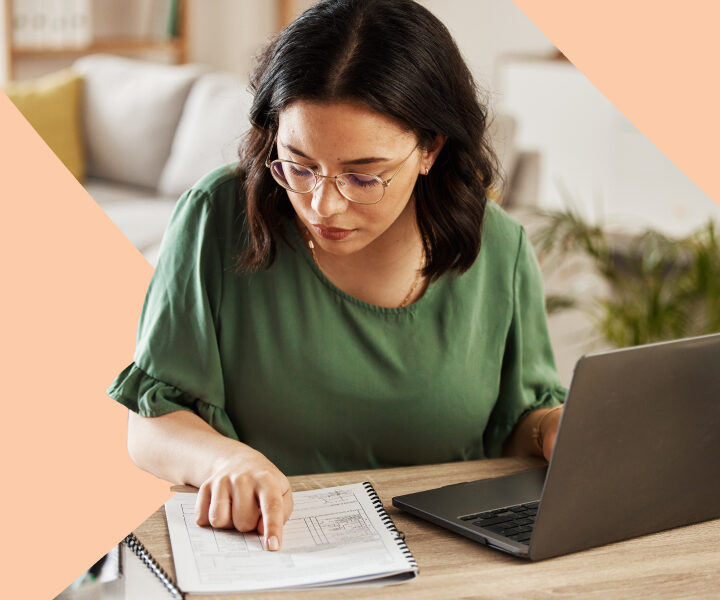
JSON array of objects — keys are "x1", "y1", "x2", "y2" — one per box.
[{"x1": 302, "y1": 202, "x2": 427, "y2": 307}]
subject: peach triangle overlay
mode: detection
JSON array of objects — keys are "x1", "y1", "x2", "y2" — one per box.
[
  {"x1": 511, "y1": 0, "x2": 720, "y2": 207},
  {"x1": 0, "y1": 92, "x2": 172, "y2": 599}
]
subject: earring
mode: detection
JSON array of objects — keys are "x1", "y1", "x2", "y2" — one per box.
[{"x1": 424, "y1": 166, "x2": 429, "y2": 175}]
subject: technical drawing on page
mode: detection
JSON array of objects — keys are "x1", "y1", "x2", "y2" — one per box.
[{"x1": 164, "y1": 484, "x2": 417, "y2": 593}]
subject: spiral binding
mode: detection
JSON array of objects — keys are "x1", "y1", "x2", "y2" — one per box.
[
  {"x1": 362, "y1": 481, "x2": 418, "y2": 570},
  {"x1": 123, "y1": 532, "x2": 185, "y2": 599}
]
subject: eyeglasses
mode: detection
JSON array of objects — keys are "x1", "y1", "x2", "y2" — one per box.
[{"x1": 265, "y1": 136, "x2": 418, "y2": 205}]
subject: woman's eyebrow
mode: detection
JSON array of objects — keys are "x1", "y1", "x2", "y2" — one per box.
[{"x1": 283, "y1": 142, "x2": 390, "y2": 166}]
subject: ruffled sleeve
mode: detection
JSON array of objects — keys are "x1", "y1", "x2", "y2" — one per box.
[
  {"x1": 106, "y1": 185, "x2": 239, "y2": 441},
  {"x1": 483, "y1": 227, "x2": 567, "y2": 457}
]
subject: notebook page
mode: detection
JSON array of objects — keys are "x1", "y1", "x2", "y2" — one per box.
[{"x1": 165, "y1": 482, "x2": 416, "y2": 593}]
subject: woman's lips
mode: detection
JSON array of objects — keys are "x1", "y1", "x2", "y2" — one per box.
[{"x1": 312, "y1": 224, "x2": 355, "y2": 241}]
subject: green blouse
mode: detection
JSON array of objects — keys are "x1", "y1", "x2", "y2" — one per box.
[{"x1": 107, "y1": 164, "x2": 566, "y2": 476}]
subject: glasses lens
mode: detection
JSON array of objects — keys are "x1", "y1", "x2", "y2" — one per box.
[
  {"x1": 337, "y1": 173, "x2": 384, "y2": 204},
  {"x1": 271, "y1": 161, "x2": 315, "y2": 193}
]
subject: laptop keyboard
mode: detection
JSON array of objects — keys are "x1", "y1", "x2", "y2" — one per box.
[{"x1": 459, "y1": 501, "x2": 539, "y2": 544}]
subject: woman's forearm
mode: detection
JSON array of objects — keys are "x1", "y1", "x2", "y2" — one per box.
[
  {"x1": 127, "y1": 409, "x2": 257, "y2": 487},
  {"x1": 501, "y1": 406, "x2": 563, "y2": 458},
  {"x1": 127, "y1": 410, "x2": 293, "y2": 549}
]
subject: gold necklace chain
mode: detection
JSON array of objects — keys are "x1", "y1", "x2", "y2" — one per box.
[{"x1": 303, "y1": 227, "x2": 425, "y2": 308}]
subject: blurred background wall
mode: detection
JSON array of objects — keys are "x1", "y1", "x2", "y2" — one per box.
[
  {"x1": 3, "y1": 0, "x2": 715, "y2": 236},
  {"x1": 1, "y1": 1, "x2": 553, "y2": 91}
]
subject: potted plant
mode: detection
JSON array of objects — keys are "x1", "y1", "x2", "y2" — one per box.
[{"x1": 530, "y1": 206, "x2": 720, "y2": 348}]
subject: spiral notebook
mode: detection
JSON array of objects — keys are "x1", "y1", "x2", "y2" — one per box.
[{"x1": 124, "y1": 482, "x2": 417, "y2": 596}]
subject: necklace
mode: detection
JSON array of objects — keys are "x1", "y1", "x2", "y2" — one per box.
[{"x1": 302, "y1": 227, "x2": 425, "y2": 308}]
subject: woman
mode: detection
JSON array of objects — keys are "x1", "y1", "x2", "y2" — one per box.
[{"x1": 107, "y1": 0, "x2": 566, "y2": 553}]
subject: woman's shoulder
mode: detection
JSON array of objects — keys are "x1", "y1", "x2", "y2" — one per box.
[
  {"x1": 441, "y1": 200, "x2": 537, "y2": 319},
  {"x1": 184, "y1": 162, "x2": 244, "y2": 216},
  {"x1": 167, "y1": 163, "x2": 247, "y2": 254},
  {"x1": 481, "y1": 199, "x2": 526, "y2": 260},
  {"x1": 157, "y1": 163, "x2": 246, "y2": 269}
]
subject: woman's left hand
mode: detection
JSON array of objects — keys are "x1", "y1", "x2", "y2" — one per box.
[{"x1": 539, "y1": 406, "x2": 564, "y2": 461}]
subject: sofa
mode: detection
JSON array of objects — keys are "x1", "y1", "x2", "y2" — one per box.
[
  {"x1": 64, "y1": 54, "x2": 536, "y2": 267},
  {"x1": 70, "y1": 54, "x2": 253, "y2": 265}
]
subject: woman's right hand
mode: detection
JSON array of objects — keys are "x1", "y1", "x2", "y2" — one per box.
[{"x1": 194, "y1": 449, "x2": 293, "y2": 551}]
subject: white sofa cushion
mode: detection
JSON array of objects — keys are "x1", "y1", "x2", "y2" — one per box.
[
  {"x1": 73, "y1": 54, "x2": 203, "y2": 189},
  {"x1": 158, "y1": 72, "x2": 253, "y2": 197},
  {"x1": 85, "y1": 177, "x2": 177, "y2": 257}
]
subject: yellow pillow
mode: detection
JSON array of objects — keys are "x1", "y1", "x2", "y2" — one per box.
[{"x1": 4, "y1": 69, "x2": 85, "y2": 182}]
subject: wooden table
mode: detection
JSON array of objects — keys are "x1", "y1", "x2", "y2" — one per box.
[{"x1": 134, "y1": 457, "x2": 720, "y2": 599}]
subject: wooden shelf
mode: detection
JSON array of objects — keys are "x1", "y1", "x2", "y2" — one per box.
[
  {"x1": 12, "y1": 37, "x2": 184, "y2": 58},
  {"x1": 3, "y1": 0, "x2": 189, "y2": 81}
]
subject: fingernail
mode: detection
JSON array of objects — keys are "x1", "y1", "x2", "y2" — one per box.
[{"x1": 267, "y1": 536, "x2": 279, "y2": 551}]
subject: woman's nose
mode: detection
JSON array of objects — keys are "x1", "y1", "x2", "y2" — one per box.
[{"x1": 311, "y1": 178, "x2": 349, "y2": 218}]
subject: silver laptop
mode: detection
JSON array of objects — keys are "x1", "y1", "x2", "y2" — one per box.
[{"x1": 392, "y1": 333, "x2": 720, "y2": 560}]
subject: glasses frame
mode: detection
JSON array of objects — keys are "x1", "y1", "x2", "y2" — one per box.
[{"x1": 264, "y1": 135, "x2": 419, "y2": 205}]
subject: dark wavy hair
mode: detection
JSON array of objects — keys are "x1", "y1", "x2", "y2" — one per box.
[{"x1": 235, "y1": 0, "x2": 500, "y2": 279}]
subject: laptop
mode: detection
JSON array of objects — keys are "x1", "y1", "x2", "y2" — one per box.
[{"x1": 392, "y1": 333, "x2": 720, "y2": 561}]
